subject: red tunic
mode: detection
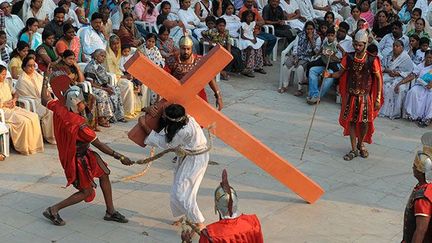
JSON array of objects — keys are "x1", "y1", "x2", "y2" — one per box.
[
  {"x1": 338, "y1": 52, "x2": 384, "y2": 144},
  {"x1": 164, "y1": 54, "x2": 208, "y2": 101},
  {"x1": 199, "y1": 214, "x2": 264, "y2": 243},
  {"x1": 47, "y1": 100, "x2": 108, "y2": 202}
]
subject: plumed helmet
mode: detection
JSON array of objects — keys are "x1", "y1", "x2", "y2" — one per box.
[
  {"x1": 178, "y1": 35, "x2": 194, "y2": 47},
  {"x1": 354, "y1": 29, "x2": 369, "y2": 44},
  {"x1": 415, "y1": 132, "x2": 432, "y2": 183},
  {"x1": 64, "y1": 85, "x2": 85, "y2": 113},
  {"x1": 214, "y1": 169, "x2": 238, "y2": 217}
]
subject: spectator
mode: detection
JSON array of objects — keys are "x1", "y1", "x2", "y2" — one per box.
[
  {"x1": 156, "y1": 1, "x2": 188, "y2": 47},
  {"x1": 9, "y1": 41, "x2": 29, "y2": 79},
  {"x1": 359, "y1": 0, "x2": 374, "y2": 27},
  {"x1": 278, "y1": 0, "x2": 306, "y2": 31},
  {"x1": 398, "y1": 0, "x2": 416, "y2": 24},
  {"x1": 194, "y1": 15, "x2": 216, "y2": 41},
  {"x1": 379, "y1": 40, "x2": 414, "y2": 119},
  {"x1": 405, "y1": 8, "x2": 423, "y2": 34},
  {"x1": 156, "y1": 25, "x2": 178, "y2": 59},
  {"x1": 335, "y1": 22, "x2": 354, "y2": 58},
  {"x1": 413, "y1": 37, "x2": 430, "y2": 65},
  {"x1": 324, "y1": 11, "x2": 336, "y2": 27},
  {"x1": 238, "y1": 0, "x2": 276, "y2": 66},
  {"x1": 117, "y1": 13, "x2": 145, "y2": 48},
  {"x1": 54, "y1": 0, "x2": 80, "y2": 28},
  {"x1": 35, "y1": 29, "x2": 59, "y2": 72},
  {"x1": 345, "y1": 5, "x2": 361, "y2": 35},
  {"x1": 401, "y1": 50, "x2": 432, "y2": 127},
  {"x1": 111, "y1": 1, "x2": 133, "y2": 33},
  {"x1": 0, "y1": 64, "x2": 43, "y2": 155},
  {"x1": 44, "y1": 7, "x2": 66, "y2": 41},
  {"x1": 0, "y1": 31, "x2": 12, "y2": 64},
  {"x1": 74, "y1": 0, "x2": 89, "y2": 28},
  {"x1": 104, "y1": 35, "x2": 138, "y2": 119},
  {"x1": 100, "y1": 5, "x2": 113, "y2": 40},
  {"x1": 382, "y1": 0, "x2": 399, "y2": 24},
  {"x1": 296, "y1": 0, "x2": 318, "y2": 21},
  {"x1": 1, "y1": 2, "x2": 24, "y2": 48},
  {"x1": 178, "y1": 0, "x2": 205, "y2": 32},
  {"x1": 84, "y1": 49, "x2": 127, "y2": 127},
  {"x1": 23, "y1": 0, "x2": 49, "y2": 30},
  {"x1": 194, "y1": 0, "x2": 213, "y2": 22},
  {"x1": 317, "y1": 21, "x2": 329, "y2": 41},
  {"x1": 280, "y1": 21, "x2": 320, "y2": 95},
  {"x1": 19, "y1": 17, "x2": 42, "y2": 50},
  {"x1": 407, "y1": 18, "x2": 431, "y2": 38},
  {"x1": 409, "y1": 34, "x2": 420, "y2": 57},
  {"x1": 15, "y1": 55, "x2": 56, "y2": 144},
  {"x1": 239, "y1": 10, "x2": 266, "y2": 77},
  {"x1": 312, "y1": 0, "x2": 332, "y2": 19},
  {"x1": 378, "y1": 21, "x2": 410, "y2": 58},
  {"x1": 202, "y1": 18, "x2": 245, "y2": 79},
  {"x1": 80, "y1": 12, "x2": 107, "y2": 60},
  {"x1": 330, "y1": 0, "x2": 350, "y2": 20},
  {"x1": 372, "y1": 10, "x2": 392, "y2": 41},
  {"x1": 134, "y1": 0, "x2": 159, "y2": 24},
  {"x1": 55, "y1": 23, "x2": 83, "y2": 62},
  {"x1": 221, "y1": 2, "x2": 241, "y2": 38},
  {"x1": 212, "y1": 0, "x2": 233, "y2": 17},
  {"x1": 262, "y1": 0, "x2": 295, "y2": 41}
]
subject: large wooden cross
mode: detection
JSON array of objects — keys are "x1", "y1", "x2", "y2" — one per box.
[{"x1": 125, "y1": 46, "x2": 324, "y2": 203}]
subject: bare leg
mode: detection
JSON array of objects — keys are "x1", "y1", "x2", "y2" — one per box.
[
  {"x1": 349, "y1": 122, "x2": 357, "y2": 151},
  {"x1": 358, "y1": 123, "x2": 370, "y2": 158},
  {"x1": 50, "y1": 188, "x2": 93, "y2": 215},
  {"x1": 99, "y1": 174, "x2": 115, "y2": 214}
]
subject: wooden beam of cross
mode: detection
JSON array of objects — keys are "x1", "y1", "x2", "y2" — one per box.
[{"x1": 125, "y1": 46, "x2": 324, "y2": 203}]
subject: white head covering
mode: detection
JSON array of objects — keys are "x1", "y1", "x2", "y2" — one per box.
[{"x1": 355, "y1": 29, "x2": 369, "y2": 44}]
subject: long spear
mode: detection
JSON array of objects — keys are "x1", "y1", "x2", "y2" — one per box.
[{"x1": 300, "y1": 49, "x2": 335, "y2": 160}]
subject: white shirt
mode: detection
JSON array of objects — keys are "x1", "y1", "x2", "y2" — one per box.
[
  {"x1": 167, "y1": 0, "x2": 181, "y2": 14},
  {"x1": 178, "y1": 8, "x2": 201, "y2": 30},
  {"x1": 297, "y1": 0, "x2": 317, "y2": 21},
  {"x1": 378, "y1": 33, "x2": 410, "y2": 57},
  {"x1": 5, "y1": 15, "x2": 24, "y2": 49},
  {"x1": 49, "y1": 9, "x2": 80, "y2": 28},
  {"x1": 336, "y1": 35, "x2": 354, "y2": 59},
  {"x1": 80, "y1": 26, "x2": 106, "y2": 56},
  {"x1": 221, "y1": 14, "x2": 241, "y2": 38}
]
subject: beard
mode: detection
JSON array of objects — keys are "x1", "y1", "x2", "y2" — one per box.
[{"x1": 180, "y1": 52, "x2": 191, "y2": 61}]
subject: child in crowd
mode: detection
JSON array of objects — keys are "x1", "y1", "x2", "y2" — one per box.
[
  {"x1": 367, "y1": 43, "x2": 379, "y2": 56},
  {"x1": 120, "y1": 44, "x2": 142, "y2": 95},
  {"x1": 413, "y1": 37, "x2": 430, "y2": 65},
  {"x1": 409, "y1": 34, "x2": 420, "y2": 57},
  {"x1": 0, "y1": 31, "x2": 12, "y2": 64},
  {"x1": 75, "y1": 0, "x2": 89, "y2": 27},
  {"x1": 239, "y1": 10, "x2": 265, "y2": 78},
  {"x1": 317, "y1": 22, "x2": 329, "y2": 41},
  {"x1": 306, "y1": 27, "x2": 339, "y2": 75},
  {"x1": 156, "y1": 26, "x2": 178, "y2": 59},
  {"x1": 221, "y1": 3, "x2": 241, "y2": 38},
  {"x1": 194, "y1": 16, "x2": 216, "y2": 41}
]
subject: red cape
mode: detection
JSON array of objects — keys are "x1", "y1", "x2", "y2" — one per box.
[
  {"x1": 338, "y1": 52, "x2": 384, "y2": 144},
  {"x1": 47, "y1": 100, "x2": 87, "y2": 187},
  {"x1": 199, "y1": 214, "x2": 263, "y2": 243}
]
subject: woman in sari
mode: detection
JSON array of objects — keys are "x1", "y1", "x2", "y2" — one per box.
[
  {"x1": 84, "y1": 49, "x2": 126, "y2": 127},
  {"x1": 156, "y1": 25, "x2": 178, "y2": 59},
  {"x1": 359, "y1": 0, "x2": 374, "y2": 27},
  {"x1": 156, "y1": 1, "x2": 189, "y2": 47},
  {"x1": 51, "y1": 50, "x2": 99, "y2": 130},
  {"x1": 15, "y1": 56, "x2": 56, "y2": 144},
  {"x1": 55, "y1": 24, "x2": 84, "y2": 62},
  {"x1": 406, "y1": 18, "x2": 431, "y2": 38},
  {"x1": 22, "y1": 0, "x2": 50, "y2": 30},
  {"x1": 104, "y1": 35, "x2": 139, "y2": 119},
  {"x1": 36, "y1": 29, "x2": 58, "y2": 72},
  {"x1": 19, "y1": 18, "x2": 42, "y2": 50},
  {"x1": 382, "y1": 0, "x2": 399, "y2": 24},
  {"x1": 399, "y1": 50, "x2": 432, "y2": 127},
  {"x1": 9, "y1": 41, "x2": 30, "y2": 79},
  {"x1": 0, "y1": 64, "x2": 43, "y2": 155},
  {"x1": 398, "y1": 0, "x2": 415, "y2": 24},
  {"x1": 280, "y1": 21, "x2": 321, "y2": 95},
  {"x1": 379, "y1": 40, "x2": 414, "y2": 119},
  {"x1": 117, "y1": 13, "x2": 145, "y2": 48},
  {"x1": 372, "y1": 10, "x2": 392, "y2": 41}
]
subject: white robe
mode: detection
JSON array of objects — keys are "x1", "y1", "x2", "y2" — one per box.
[
  {"x1": 379, "y1": 51, "x2": 414, "y2": 119},
  {"x1": 279, "y1": 0, "x2": 304, "y2": 31},
  {"x1": 404, "y1": 63, "x2": 432, "y2": 122},
  {"x1": 221, "y1": 14, "x2": 241, "y2": 38},
  {"x1": 144, "y1": 116, "x2": 209, "y2": 223}
]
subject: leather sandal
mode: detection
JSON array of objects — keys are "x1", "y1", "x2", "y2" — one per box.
[
  {"x1": 43, "y1": 207, "x2": 66, "y2": 226},
  {"x1": 104, "y1": 211, "x2": 128, "y2": 223},
  {"x1": 357, "y1": 144, "x2": 369, "y2": 158},
  {"x1": 343, "y1": 150, "x2": 358, "y2": 161}
]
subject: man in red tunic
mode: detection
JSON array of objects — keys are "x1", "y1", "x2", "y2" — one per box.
[
  {"x1": 181, "y1": 170, "x2": 264, "y2": 243},
  {"x1": 324, "y1": 29, "x2": 383, "y2": 161},
  {"x1": 40, "y1": 73, "x2": 133, "y2": 226},
  {"x1": 402, "y1": 132, "x2": 432, "y2": 243}
]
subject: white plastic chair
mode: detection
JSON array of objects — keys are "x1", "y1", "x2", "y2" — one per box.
[
  {"x1": 263, "y1": 24, "x2": 284, "y2": 61},
  {"x1": 201, "y1": 41, "x2": 221, "y2": 82},
  {"x1": 279, "y1": 36, "x2": 296, "y2": 89},
  {"x1": 12, "y1": 79, "x2": 36, "y2": 112},
  {"x1": 135, "y1": 21, "x2": 159, "y2": 34},
  {"x1": 0, "y1": 109, "x2": 10, "y2": 157}
]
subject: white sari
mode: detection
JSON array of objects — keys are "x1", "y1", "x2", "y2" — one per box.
[
  {"x1": 404, "y1": 62, "x2": 432, "y2": 122},
  {"x1": 379, "y1": 51, "x2": 414, "y2": 119}
]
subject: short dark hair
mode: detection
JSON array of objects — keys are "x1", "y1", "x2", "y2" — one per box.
[
  {"x1": 62, "y1": 49, "x2": 75, "y2": 58},
  {"x1": 367, "y1": 44, "x2": 378, "y2": 55},
  {"x1": 54, "y1": 6, "x2": 66, "y2": 16},
  {"x1": 0, "y1": 65, "x2": 6, "y2": 73},
  {"x1": 121, "y1": 44, "x2": 132, "y2": 51},
  {"x1": 420, "y1": 37, "x2": 430, "y2": 46},
  {"x1": 63, "y1": 23, "x2": 75, "y2": 33},
  {"x1": 0, "y1": 30, "x2": 6, "y2": 37},
  {"x1": 42, "y1": 29, "x2": 55, "y2": 40},
  {"x1": 216, "y1": 18, "x2": 226, "y2": 25},
  {"x1": 326, "y1": 26, "x2": 336, "y2": 35},
  {"x1": 146, "y1": 33, "x2": 157, "y2": 41},
  {"x1": 205, "y1": 16, "x2": 216, "y2": 24},
  {"x1": 413, "y1": 8, "x2": 422, "y2": 16},
  {"x1": 339, "y1": 22, "x2": 350, "y2": 32},
  {"x1": 392, "y1": 20, "x2": 403, "y2": 29},
  {"x1": 91, "y1": 12, "x2": 103, "y2": 21}
]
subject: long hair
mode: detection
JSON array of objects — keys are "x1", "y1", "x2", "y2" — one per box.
[
  {"x1": 10, "y1": 41, "x2": 29, "y2": 58},
  {"x1": 162, "y1": 104, "x2": 189, "y2": 143}
]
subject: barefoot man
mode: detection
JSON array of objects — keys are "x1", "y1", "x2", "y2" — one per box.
[
  {"x1": 41, "y1": 72, "x2": 133, "y2": 226},
  {"x1": 323, "y1": 29, "x2": 383, "y2": 161}
]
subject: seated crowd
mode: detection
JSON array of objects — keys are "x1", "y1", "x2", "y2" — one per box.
[
  {"x1": 279, "y1": 0, "x2": 432, "y2": 128},
  {"x1": 0, "y1": 0, "x2": 431, "y2": 158}
]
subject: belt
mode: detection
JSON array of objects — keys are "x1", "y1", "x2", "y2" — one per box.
[{"x1": 348, "y1": 88, "x2": 369, "y2": 96}]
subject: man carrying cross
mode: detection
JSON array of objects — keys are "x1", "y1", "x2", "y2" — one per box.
[{"x1": 323, "y1": 29, "x2": 383, "y2": 161}]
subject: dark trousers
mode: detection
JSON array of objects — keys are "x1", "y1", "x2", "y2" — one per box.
[{"x1": 257, "y1": 32, "x2": 276, "y2": 56}]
